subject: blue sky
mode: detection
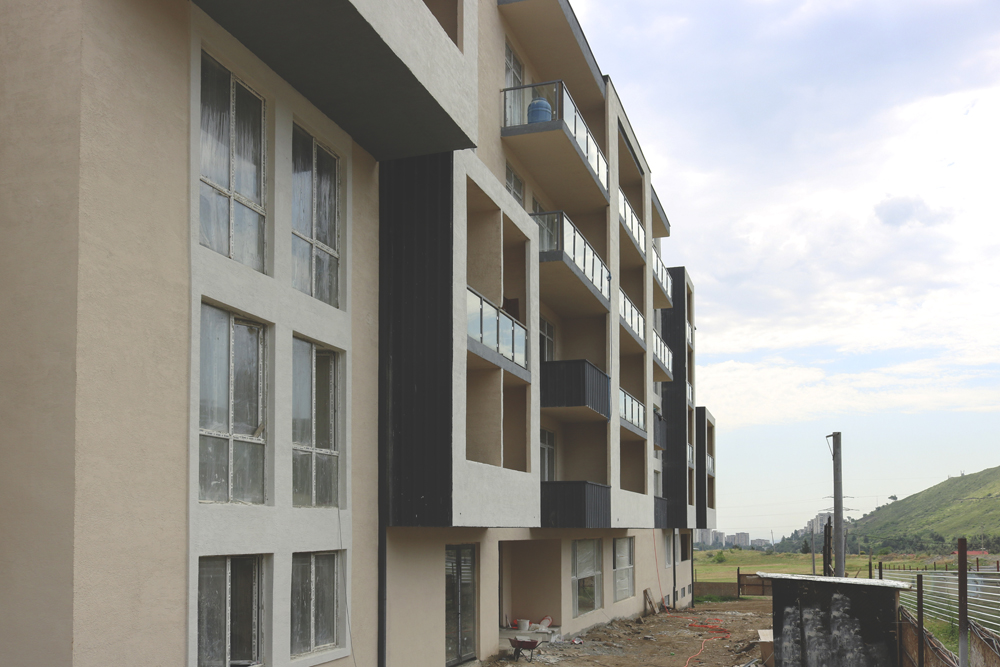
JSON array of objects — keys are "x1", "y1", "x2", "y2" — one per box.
[{"x1": 572, "y1": 0, "x2": 1000, "y2": 539}]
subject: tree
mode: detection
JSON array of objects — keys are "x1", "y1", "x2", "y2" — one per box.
[
  {"x1": 889, "y1": 495, "x2": 898, "y2": 502},
  {"x1": 801, "y1": 539, "x2": 811, "y2": 554}
]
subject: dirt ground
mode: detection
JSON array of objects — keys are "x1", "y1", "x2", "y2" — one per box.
[{"x1": 496, "y1": 599, "x2": 774, "y2": 667}]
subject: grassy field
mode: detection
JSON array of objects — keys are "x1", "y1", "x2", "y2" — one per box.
[{"x1": 692, "y1": 549, "x2": 938, "y2": 582}]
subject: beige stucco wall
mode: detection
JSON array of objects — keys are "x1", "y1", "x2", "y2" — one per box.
[{"x1": 0, "y1": 1, "x2": 83, "y2": 664}]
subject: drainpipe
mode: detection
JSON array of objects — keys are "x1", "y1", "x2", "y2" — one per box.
[{"x1": 671, "y1": 529, "x2": 677, "y2": 608}]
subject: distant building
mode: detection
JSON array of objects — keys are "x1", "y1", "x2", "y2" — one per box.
[
  {"x1": 735, "y1": 532, "x2": 750, "y2": 547},
  {"x1": 751, "y1": 538, "x2": 770, "y2": 549}
]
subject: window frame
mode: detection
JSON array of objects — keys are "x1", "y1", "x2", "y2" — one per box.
[
  {"x1": 198, "y1": 555, "x2": 264, "y2": 667},
  {"x1": 291, "y1": 551, "x2": 341, "y2": 657},
  {"x1": 539, "y1": 317, "x2": 555, "y2": 362},
  {"x1": 571, "y1": 538, "x2": 602, "y2": 618},
  {"x1": 199, "y1": 50, "x2": 268, "y2": 272},
  {"x1": 198, "y1": 303, "x2": 267, "y2": 505},
  {"x1": 664, "y1": 531, "x2": 673, "y2": 567},
  {"x1": 505, "y1": 163, "x2": 524, "y2": 207},
  {"x1": 539, "y1": 428, "x2": 555, "y2": 482},
  {"x1": 292, "y1": 337, "x2": 340, "y2": 508},
  {"x1": 613, "y1": 537, "x2": 635, "y2": 602}
]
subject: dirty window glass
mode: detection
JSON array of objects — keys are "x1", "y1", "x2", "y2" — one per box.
[{"x1": 291, "y1": 124, "x2": 340, "y2": 307}]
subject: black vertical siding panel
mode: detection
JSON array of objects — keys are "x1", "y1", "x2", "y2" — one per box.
[
  {"x1": 695, "y1": 407, "x2": 707, "y2": 529},
  {"x1": 661, "y1": 267, "x2": 688, "y2": 529},
  {"x1": 379, "y1": 152, "x2": 454, "y2": 527},
  {"x1": 540, "y1": 360, "x2": 611, "y2": 419}
]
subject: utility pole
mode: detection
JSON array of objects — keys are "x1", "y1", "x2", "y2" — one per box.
[
  {"x1": 811, "y1": 524, "x2": 816, "y2": 575},
  {"x1": 830, "y1": 432, "x2": 845, "y2": 577}
]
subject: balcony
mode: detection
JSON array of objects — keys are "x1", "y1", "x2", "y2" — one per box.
[
  {"x1": 619, "y1": 388, "x2": 645, "y2": 437},
  {"x1": 541, "y1": 481, "x2": 611, "y2": 529},
  {"x1": 686, "y1": 320, "x2": 695, "y2": 348},
  {"x1": 652, "y1": 251, "x2": 673, "y2": 309},
  {"x1": 618, "y1": 189, "x2": 646, "y2": 268},
  {"x1": 534, "y1": 211, "x2": 610, "y2": 315},
  {"x1": 687, "y1": 443, "x2": 695, "y2": 469},
  {"x1": 652, "y1": 330, "x2": 673, "y2": 382},
  {"x1": 501, "y1": 81, "x2": 609, "y2": 210},
  {"x1": 619, "y1": 288, "x2": 645, "y2": 352},
  {"x1": 467, "y1": 288, "x2": 528, "y2": 377},
  {"x1": 540, "y1": 360, "x2": 611, "y2": 421},
  {"x1": 653, "y1": 411, "x2": 666, "y2": 451},
  {"x1": 707, "y1": 453, "x2": 715, "y2": 477},
  {"x1": 686, "y1": 381, "x2": 694, "y2": 405},
  {"x1": 654, "y1": 495, "x2": 669, "y2": 529}
]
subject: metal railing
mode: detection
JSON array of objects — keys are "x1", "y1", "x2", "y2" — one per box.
[
  {"x1": 653, "y1": 251, "x2": 672, "y2": 297},
  {"x1": 686, "y1": 320, "x2": 695, "y2": 347},
  {"x1": 533, "y1": 211, "x2": 611, "y2": 300},
  {"x1": 467, "y1": 287, "x2": 527, "y2": 369},
  {"x1": 619, "y1": 388, "x2": 645, "y2": 431},
  {"x1": 618, "y1": 189, "x2": 646, "y2": 254},
  {"x1": 884, "y1": 569, "x2": 1000, "y2": 633},
  {"x1": 501, "y1": 80, "x2": 609, "y2": 191},
  {"x1": 687, "y1": 443, "x2": 695, "y2": 467},
  {"x1": 707, "y1": 454, "x2": 715, "y2": 476},
  {"x1": 653, "y1": 330, "x2": 672, "y2": 374},
  {"x1": 686, "y1": 381, "x2": 694, "y2": 404},
  {"x1": 619, "y1": 288, "x2": 645, "y2": 342}
]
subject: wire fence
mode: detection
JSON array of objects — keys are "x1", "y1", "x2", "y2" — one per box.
[{"x1": 880, "y1": 569, "x2": 1000, "y2": 634}]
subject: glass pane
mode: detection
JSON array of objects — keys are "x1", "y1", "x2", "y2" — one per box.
[
  {"x1": 198, "y1": 557, "x2": 227, "y2": 667},
  {"x1": 315, "y1": 249, "x2": 338, "y2": 308},
  {"x1": 200, "y1": 304, "x2": 230, "y2": 432},
  {"x1": 482, "y1": 302, "x2": 498, "y2": 351},
  {"x1": 292, "y1": 125, "x2": 313, "y2": 237},
  {"x1": 292, "y1": 449, "x2": 312, "y2": 507},
  {"x1": 292, "y1": 338, "x2": 312, "y2": 446},
  {"x1": 315, "y1": 352, "x2": 334, "y2": 450},
  {"x1": 577, "y1": 576, "x2": 596, "y2": 615},
  {"x1": 445, "y1": 548, "x2": 459, "y2": 662},
  {"x1": 200, "y1": 54, "x2": 230, "y2": 188},
  {"x1": 546, "y1": 447, "x2": 555, "y2": 482},
  {"x1": 290, "y1": 554, "x2": 312, "y2": 655},
  {"x1": 513, "y1": 323, "x2": 526, "y2": 368},
  {"x1": 315, "y1": 452, "x2": 337, "y2": 508},
  {"x1": 459, "y1": 547, "x2": 475, "y2": 658},
  {"x1": 467, "y1": 291, "x2": 481, "y2": 340},
  {"x1": 615, "y1": 569, "x2": 630, "y2": 601},
  {"x1": 233, "y1": 202, "x2": 264, "y2": 273},
  {"x1": 292, "y1": 235, "x2": 312, "y2": 295},
  {"x1": 232, "y1": 322, "x2": 260, "y2": 436},
  {"x1": 576, "y1": 539, "x2": 595, "y2": 577},
  {"x1": 615, "y1": 539, "x2": 630, "y2": 568},
  {"x1": 230, "y1": 557, "x2": 257, "y2": 663},
  {"x1": 199, "y1": 182, "x2": 229, "y2": 256},
  {"x1": 498, "y1": 312, "x2": 513, "y2": 360},
  {"x1": 233, "y1": 83, "x2": 262, "y2": 204},
  {"x1": 232, "y1": 441, "x2": 264, "y2": 504},
  {"x1": 315, "y1": 146, "x2": 338, "y2": 250},
  {"x1": 315, "y1": 554, "x2": 337, "y2": 647},
  {"x1": 199, "y1": 435, "x2": 229, "y2": 502}
]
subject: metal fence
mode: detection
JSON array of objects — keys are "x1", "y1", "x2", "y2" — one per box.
[{"x1": 881, "y1": 569, "x2": 1000, "y2": 634}]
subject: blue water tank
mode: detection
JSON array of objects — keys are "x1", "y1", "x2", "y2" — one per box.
[{"x1": 527, "y1": 97, "x2": 552, "y2": 123}]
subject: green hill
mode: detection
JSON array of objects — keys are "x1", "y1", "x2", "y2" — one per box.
[{"x1": 849, "y1": 464, "x2": 1000, "y2": 552}]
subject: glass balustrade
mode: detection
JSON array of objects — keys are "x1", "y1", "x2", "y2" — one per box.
[
  {"x1": 653, "y1": 331, "x2": 672, "y2": 375},
  {"x1": 707, "y1": 454, "x2": 715, "y2": 476},
  {"x1": 619, "y1": 388, "x2": 646, "y2": 431},
  {"x1": 686, "y1": 320, "x2": 695, "y2": 347},
  {"x1": 467, "y1": 288, "x2": 527, "y2": 368},
  {"x1": 686, "y1": 382, "x2": 693, "y2": 404},
  {"x1": 533, "y1": 211, "x2": 611, "y2": 301},
  {"x1": 618, "y1": 189, "x2": 646, "y2": 254},
  {"x1": 653, "y1": 251, "x2": 672, "y2": 296},
  {"x1": 619, "y1": 288, "x2": 645, "y2": 342},
  {"x1": 501, "y1": 80, "x2": 609, "y2": 191},
  {"x1": 687, "y1": 443, "x2": 694, "y2": 467}
]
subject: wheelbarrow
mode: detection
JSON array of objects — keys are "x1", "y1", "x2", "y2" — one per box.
[{"x1": 509, "y1": 637, "x2": 540, "y2": 662}]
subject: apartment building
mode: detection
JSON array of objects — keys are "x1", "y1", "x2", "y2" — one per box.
[{"x1": 0, "y1": 1, "x2": 717, "y2": 666}]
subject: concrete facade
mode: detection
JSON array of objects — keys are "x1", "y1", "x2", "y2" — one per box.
[{"x1": 0, "y1": 1, "x2": 718, "y2": 666}]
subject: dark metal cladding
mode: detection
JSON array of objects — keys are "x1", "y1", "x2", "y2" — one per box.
[
  {"x1": 379, "y1": 152, "x2": 454, "y2": 528},
  {"x1": 695, "y1": 406, "x2": 711, "y2": 529},
  {"x1": 654, "y1": 496, "x2": 669, "y2": 529},
  {"x1": 653, "y1": 410, "x2": 666, "y2": 452},
  {"x1": 540, "y1": 481, "x2": 611, "y2": 529},
  {"x1": 540, "y1": 359, "x2": 611, "y2": 419},
  {"x1": 660, "y1": 266, "x2": 690, "y2": 528}
]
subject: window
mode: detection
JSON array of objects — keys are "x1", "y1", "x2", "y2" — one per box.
[
  {"x1": 198, "y1": 555, "x2": 263, "y2": 667},
  {"x1": 613, "y1": 538, "x2": 634, "y2": 602},
  {"x1": 199, "y1": 52, "x2": 265, "y2": 272},
  {"x1": 654, "y1": 469, "x2": 662, "y2": 496},
  {"x1": 506, "y1": 163, "x2": 524, "y2": 206},
  {"x1": 539, "y1": 318, "x2": 554, "y2": 362},
  {"x1": 292, "y1": 338, "x2": 339, "y2": 507},
  {"x1": 291, "y1": 552, "x2": 340, "y2": 656},
  {"x1": 681, "y1": 533, "x2": 691, "y2": 562},
  {"x1": 199, "y1": 304, "x2": 265, "y2": 504},
  {"x1": 664, "y1": 531, "x2": 672, "y2": 566},
  {"x1": 446, "y1": 545, "x2": 476, "y2": 666},
  {"x1": 571, "y1": 539, "x2": 602, "y2": 617},
  {"x1": 292, "y1": 125, "x2": 340, "y2": 307},
  {"x1": 504, "y1": 43, "x2": 523, "y2": 124},
  {"x1": 540, "y1": 429, "x2": 555, "y2": 482}
]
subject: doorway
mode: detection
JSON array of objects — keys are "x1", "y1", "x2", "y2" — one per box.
[{"x1": 445, "y1": 545, "x2": 476, "y2": 665}]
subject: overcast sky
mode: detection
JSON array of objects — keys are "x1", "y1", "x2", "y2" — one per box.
[{"x1": 572, "y1": 0, "x2": 1000, "y2": 540}]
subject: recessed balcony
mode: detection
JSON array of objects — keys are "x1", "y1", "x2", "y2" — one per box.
[
  {"x1": 619, "y1": 288, "x2": 645, "y2": 353},
  {"x1": 540, "y1": 480, "x2": 611, "y2": 529},
  {"x1": 707, "y1": 453, "x2": 716, "y2": 477},
  {"x1": 540, "y1": 359, "x2": 611, "y2": 421},
  {"x1": 687, "y1": 443, "x2": 695, "y2": 469},
  {"x1": 501, "y1": 81, "x2": 609, "y2": 210},
  {"x1": 534, "y1": 211, "x2": 610, "y2": 316},
  {"x1": 619, "y1": 189, "x2": 646, "y2": 269},
  {"x1": 467, "y1": 287, "x2": 529, "y2": 380},
  {"x1": 619, "y1": 388, "x2": 646, "y2": 439},
  {"x1": 652, "y1": 251, "x2": 673, "y2": 309},
  {"x1": 686, "y1": 381, "x2": 694, "y2": 405},
  {"x1": 686, "y1": 320, "x2": 695, "y2": 349},
  {"x1": 652, "y1": 330, "x2": 673, "y2": 382}
]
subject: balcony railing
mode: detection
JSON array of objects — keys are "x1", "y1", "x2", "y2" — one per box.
[
  {"x1": 653, "y1": 251, "x2": 672, "y2": 296},
  {"x1": 687, "y1": 443, "x2": 695, "y2": 468},
  {"x1": 686, "y1": 381, "x2": 694, "y2": 404},
  {"x1": 619, "y1": 388, "x2": 645, "y2": 432},
  {"x1": 653, "y1": 331, "x2": 672, "y2": 375},
  {"x1": 653, "y1": 411, "x2": 666, "y2": 451},
  {"x1": 541, "y1": 480, "x2": 611, "y2": 529},
  {"x1": 707, "y1": 454, "x2": 715, "y2": 476},
  {"x1": 618, "y1": 189, "x2": 646, "y2": 254},
  {"x1": 534, "y1": 211, "x2": 611, "y2": 300},
  {"x1": 619, "y1": 288, "x2": 645, "y2": 342},
  {"x1": 686, "y1": 320, "x2": 695, "y2": 347},
  {"x1": 541, "y1": 360, "x2": 611, "y2": 419},
  {"x1": 654, "y1": 495, "x2": 669, "y2": 529},
  {"x1": 467, "y1": 287, "x2": 527, "y2": 368},
  {"x1": 501, "y1": 80, "x2": 609, "y2": 191}
]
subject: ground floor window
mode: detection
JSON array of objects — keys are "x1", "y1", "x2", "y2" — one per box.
[
  {"x1": 613, "y1": 537, "x2": 635, "y2": 602},
  {"x1": 291, "y1": 552, "x2": 340, "y2": 656},
  {"x1": 198, "y1": 555, "x2": 263, "y2": 667},
  {"x1": 446, "y1": 545, "x2": 476, "y2": 666},
  {"x1": 572, "y1": 539, "x2": 602, "y2": 617},
  {"x1": 664, "y1": 531, "x2": 673, "y2": 567}
]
